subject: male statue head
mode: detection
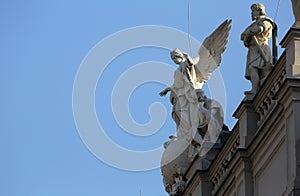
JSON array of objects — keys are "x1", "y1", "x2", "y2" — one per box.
[{"x1": 251, "y1": 3, "x2": 266, "y2": 21}]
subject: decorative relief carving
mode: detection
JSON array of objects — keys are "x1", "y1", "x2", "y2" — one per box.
[
  {"x1": 256, "y1": 69, "x2": 286, "y2": 126},
  {"x1": 210, "y1": 135, "x2": 240, "y2": 195}
]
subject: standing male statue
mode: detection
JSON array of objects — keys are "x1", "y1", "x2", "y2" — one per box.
[{"x1": 241, "y1": 3, "x2": 274, "y2": 96}]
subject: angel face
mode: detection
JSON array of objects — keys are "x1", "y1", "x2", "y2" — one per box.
[{"x1": 171, "y1": 55, "x2": 184, "y2": 64}]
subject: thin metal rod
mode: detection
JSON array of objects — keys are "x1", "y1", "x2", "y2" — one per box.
[
  {"x1": 187, "y1": 0, "x2": 193, "y2": 56},
  {"x1": 274, "y1": 0, "x2": 281, "y2": 22}
]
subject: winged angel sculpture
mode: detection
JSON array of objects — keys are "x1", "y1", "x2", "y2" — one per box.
[{"x1": 160, "y1": 20, "x2": 231, "y2": 145}]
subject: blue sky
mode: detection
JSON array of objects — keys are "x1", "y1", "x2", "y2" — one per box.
[{"x1": 0, "y1": 1, "x2": 293, "y2": 196}]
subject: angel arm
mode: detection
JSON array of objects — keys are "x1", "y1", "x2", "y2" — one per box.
[
  {"x1": 159, "y1": 67, "x2": 194, "y2": 96},
  {"x1": 159, "y1": 87, "x2": 172, "y2": 96},
  {"x1": 183, "y1": 53, "x2": 195, "y2": 65}
]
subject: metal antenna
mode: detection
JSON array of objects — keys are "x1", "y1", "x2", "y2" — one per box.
[
  {"x1": 274, "y1": 0, "x2": 281, "y2": 23},
  {"x1": 187, "y1": 0, "x2": 193, "y2": 56}
]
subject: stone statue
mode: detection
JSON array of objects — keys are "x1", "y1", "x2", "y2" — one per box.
[
  {"x1": 160, "y1": 48, "x2": 202, "y2": 145},
  {"x1": 197, "y1": 90, "x2": 224, "y2": 143},
  {"x1": 292, "y1": 0, "x2": 300, "y2": 27},
  {"x1": 160, "y1": 19, "x2": 231, "y2": 196},
  {"x1": 160, "y1": 19, "x2": 231, "y2": 145},
  {"x1": 241, "y1": 3, "x2": 274, "y2": 97}
]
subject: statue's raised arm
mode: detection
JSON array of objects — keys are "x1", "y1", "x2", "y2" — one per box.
[{"x1": 193, "y1": 19, "x2": 232, "y2": 89}]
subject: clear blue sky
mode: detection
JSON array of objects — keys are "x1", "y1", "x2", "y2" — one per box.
[{"x1": 0, "y1": 1, "x2": 293, "y2": 196}]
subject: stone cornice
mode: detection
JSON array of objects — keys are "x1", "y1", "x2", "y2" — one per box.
[
  {"x1": 274, "y1": 77, "x2": 300, "y2": 102},
  {"x1": 208, "y1": 125, "x2": 240, "y2": 195},
  {"x1": 280, "y1": 27, "x2": 300, "y2": 48}
]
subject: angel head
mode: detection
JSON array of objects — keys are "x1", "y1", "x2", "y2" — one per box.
[
  {"x1": 170, "y1": 48, "x2": 184, "y2": 64},
  {"x1": 251, "y1": 3, "x2": 266, "y2": 21}
]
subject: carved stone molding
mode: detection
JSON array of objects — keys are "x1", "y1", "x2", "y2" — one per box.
[
  {"x1": 209, "y1": 129, "x2": 240, "y2": 195},
  {"x1": 256, "y1": 69, "x2": 286, "y2": 126}
]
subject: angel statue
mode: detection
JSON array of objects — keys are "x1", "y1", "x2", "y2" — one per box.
[{"x1": 159, "y1": 19, "x2": 231, "y2": 145}]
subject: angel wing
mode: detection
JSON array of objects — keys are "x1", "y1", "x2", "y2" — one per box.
[{"x1": 193, "y1": 19, "x2": 232, "y2": 88}]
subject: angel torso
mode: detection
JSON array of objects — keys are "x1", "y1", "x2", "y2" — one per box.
[{"x1": 172, "y1": 61, "x2": 198, "y2": 99}]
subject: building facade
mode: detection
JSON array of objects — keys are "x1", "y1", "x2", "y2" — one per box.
[{"x1": 180, "y1": 27, "x2": 300, "y2": 196}]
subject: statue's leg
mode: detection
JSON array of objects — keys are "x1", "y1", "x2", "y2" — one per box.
[
  {"x1": 260, "y1": 64, "x2": 272, "y2": 86},
  {"x1": 246, "y1": 66, "x2": 260, "y2": 94}
]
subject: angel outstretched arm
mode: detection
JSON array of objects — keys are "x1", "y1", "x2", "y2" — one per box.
[
  {"x1": 159, "y1": 70, "x2": 186, "y2": 97},
  {"x1": 159, "y1": 87, "x2": 172, "y2": 96}
]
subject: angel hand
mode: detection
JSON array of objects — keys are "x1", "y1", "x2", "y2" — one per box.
[
  {"x1": 159, "y1": 88, "x2": 170, "y2": 96},
  {"x1": 183, "y1": 52, "x2": 189, "y2": 58}
]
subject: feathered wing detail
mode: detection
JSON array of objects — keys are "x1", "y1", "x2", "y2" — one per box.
[{"x1": 194, "y1": 19, "x2": 232, "y2": 86}]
